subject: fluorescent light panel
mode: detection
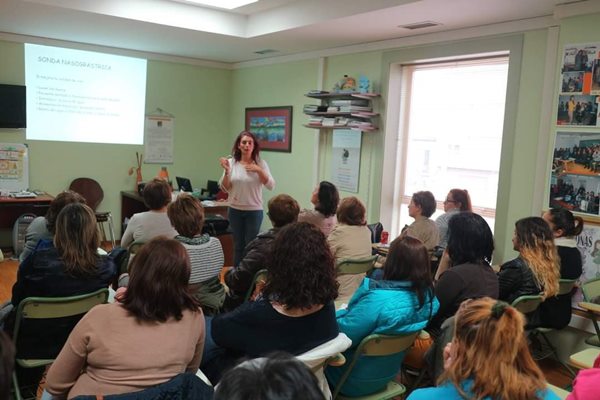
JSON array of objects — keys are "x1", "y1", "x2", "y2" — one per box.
[{"x1": 180, "y1": 0, "x2": 258, "y2": 9}]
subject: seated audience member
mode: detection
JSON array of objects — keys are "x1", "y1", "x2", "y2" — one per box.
[
  {"x1": 120, "y1": 178, "x2": 178, "y2": 248},
  {"x1": 408, "y1": 298, "x2": 559, "y2": 400},
  {"x1": 202, "y1": 222, "x2": 339, "y2": 383},
  {"x1": 3, "y1": 203, "x2": 116, "y2": 358},
  {"x1": 298, "y1": 181, "x2": 339, "y2": 236},
  {"x1": 45, "y1": 237, "x2": 205, "y2": 398},
  {"x1": 427, "y1": 212, "x2": 498, "y2": 335},
  {"x1": 498, "y1": 217, "x2": 559, "y2": 309},
  {"x1": 214, "y1": 352, "x2": 324, "y2": 400},
  {"x1": 224, "y1": 194, "x2": 300, "y2": 310},
  {"x1": 167, "y1": 193, "x2": 225, "y2": 315},
  {"x1": 538, "y1": 208, "x2": 583, "y2": 329},
  {"x1": 401, "y1": 191, "x2": 440, "y2": 253},
  {"x1": 328, "y1": 196, "x2": 373, "y2": 303},
  {"x1": 326, "y1": 236, "x2": 439, "y2": 397},
  {"x1": 19, "y1": 190, "x2": 86, "y2": 262},
  {"x1": 567, "y1": 353, "x2": 600, "y2": 400},
  {"x1": 435, "y1": 189, "x2": 471, "y2": 250},
  {"x1": 0, "y1": 332, "x2": 15, "y2": 400}
]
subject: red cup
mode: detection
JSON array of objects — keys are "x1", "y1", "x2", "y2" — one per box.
[{"x1": 381, "y1": 230, "x2": 389, "y2": 245}]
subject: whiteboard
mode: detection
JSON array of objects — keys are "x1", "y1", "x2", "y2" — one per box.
[{"x1": 0, "y1": 143, "x2": 29, "y2": 192}]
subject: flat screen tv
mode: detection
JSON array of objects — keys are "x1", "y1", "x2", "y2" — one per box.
[{"x1": 0, "y1": 84, "x2": 26, "y2": 128}]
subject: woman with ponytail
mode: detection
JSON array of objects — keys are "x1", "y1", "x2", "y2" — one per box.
[
  {"x1": 498, "y1": 217, "x2": 560, "y2": 309},
  {"x1": 538, "y1": 208, "x2": 584, "y2": 328},
  {"x1": 408, "y1": 298, "x2": 559, "y2": 400}
]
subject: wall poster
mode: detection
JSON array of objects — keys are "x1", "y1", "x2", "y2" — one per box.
[
  {"x1": 331, "y1": 129, "x2": 361, "y2": 193},
  {"x1": 144, "y1": 115, "x2": 174, "y2": 164},
  {"x1": 0, "y1": 143, "x2": 29, "y2": 192}
]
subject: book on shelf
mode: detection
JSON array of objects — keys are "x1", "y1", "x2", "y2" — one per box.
[
  {"x1": 327, "y1": 106, "x2": 340, "y2": 112},
  {"x1": 339, "y1": 106, "x2": 372, "y2": 112},
  {"x1": 304, "y1": 105, "x2": 329, "y2": 113},
  {"x1": 330, "y1": 99, "x2": 370, "y2": 106},
  {"x1": 322, "y1": 118, "x2": 336, "y2": 127}
]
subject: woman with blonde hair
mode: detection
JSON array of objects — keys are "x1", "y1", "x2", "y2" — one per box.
[
  {"x1": 408, "y1": 298, "x2": 559, "y2": 400},
  {"x1": 498, "y1": 217, "x2": 560, "y2": 307}
]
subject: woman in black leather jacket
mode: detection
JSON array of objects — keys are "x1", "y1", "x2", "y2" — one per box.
[{"x1": 498, "y1": 217, "x2": 559, "y2": 306}]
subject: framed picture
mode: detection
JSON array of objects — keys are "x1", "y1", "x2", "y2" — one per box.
[
  {"x1": 549, "y1": 131, "x2": 600, "y2": 220},
  {"x1": 245, "y1": 106, "x2": 293, "y2": 153}
]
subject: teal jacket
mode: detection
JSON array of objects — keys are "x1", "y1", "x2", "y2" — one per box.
[
  {"x1": 325, "y1": 277, "x2": 439, "y2": 397},
  {"x1": 408, "y1": 379, "x2": 560, "y2": 400}
]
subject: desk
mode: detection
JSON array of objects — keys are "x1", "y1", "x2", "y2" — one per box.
[
  {"x1": 0, "y1": 194, "x2": 54, "y2": 250},
  {"x1": 120, "y1": 191, "x2": 233, "y2": 265}
]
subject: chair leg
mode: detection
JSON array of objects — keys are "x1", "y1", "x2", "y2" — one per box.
[
  {"x1": 12, "y1": 370, "x2": 23, "y2": 400},
  {"x1": 98, "y1": 223, "x2": 107, "y2": 245},
  {"x1": 538, "y1": 331, "x2": 577, "y2": 378},
  {"x1": 107, "y1": 214, "x2": 116, "y2": 248}
]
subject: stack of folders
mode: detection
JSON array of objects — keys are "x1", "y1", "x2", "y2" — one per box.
[
  {"x1": 308, "y1": 117, "x2": 323, "y2": 126},
  {"x1": 304, "y1": 104, "x2": 328, "y2": 113},
  {"x1": 330, "y1": 99, "x2": 372, "y2": 113}
]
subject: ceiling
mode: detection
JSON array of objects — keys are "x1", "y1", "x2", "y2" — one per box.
[{"x1": 0, "y1": 0, "x2": 595, "y2": 65}]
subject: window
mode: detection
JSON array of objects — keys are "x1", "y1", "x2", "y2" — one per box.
[{"x1": 390, "y1": 57, "x2": 509, "y2": 236}]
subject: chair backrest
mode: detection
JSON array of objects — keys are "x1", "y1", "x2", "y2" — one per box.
[
  {"x1": 332, "y1": 332, "x2": 418, "y2": 399},
  {"x1": 69, "y1": 177, "x2": 104, "y2": 211},
  {"x1": 297, "y1": 332, "x2": 352, "y2": 400},
  {"x1": 558, "y1": 279, "x2": 577, "y2": 296},
  {"x1": 128, "y1": 241, "x2": 146, "y2": 255},
  {"x1": 244, "y1": 269, "x2": 268, "y2": 302},
  {"x1": 336, "y1": 255, "x2": 377, "y2": 275},
  {"x1": 582, "y1": 277, "x2": 600, "y2": 302},
  {"x1": 13, "y1": 288, "x2": 109, "y2": 360},
  {"x1": 511, "y1": 294, "x2": 544, "y2": 314}
]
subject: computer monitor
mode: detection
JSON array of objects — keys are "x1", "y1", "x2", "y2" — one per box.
[{"x1": 176, "y1": 176, "x2": 193, "y2": 192}]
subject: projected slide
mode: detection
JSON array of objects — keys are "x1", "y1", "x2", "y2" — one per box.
[{"x1": 25, "y1": 44, "x2": 147, "y2": 145}]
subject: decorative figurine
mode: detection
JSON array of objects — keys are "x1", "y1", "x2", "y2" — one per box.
[
  {"x1": 358, "y1": 75, "x2": 370, "y2": 93},
  {"x1": 333, "y1": 74, "x2": 357, "y2": 92}
]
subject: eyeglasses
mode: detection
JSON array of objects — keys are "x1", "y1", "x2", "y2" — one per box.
[{"x1": 443, "y1": 199, "x2": 456, "y2": 204}]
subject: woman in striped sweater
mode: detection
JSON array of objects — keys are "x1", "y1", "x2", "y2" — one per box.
[{"x1": 168, "y1": 193, "x2": 225, "y2": 315}]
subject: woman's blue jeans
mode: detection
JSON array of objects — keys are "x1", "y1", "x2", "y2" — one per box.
[{"x1": 228, "y1": 208, "x2": 263, "y2": 267}]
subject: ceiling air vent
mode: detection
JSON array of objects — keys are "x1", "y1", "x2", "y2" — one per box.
[
  {"x1": 254, "y1": 49, "x2": 279, "y2": 55},
  {"x1": 398, "y1": 21, "x2": 441, "y2": 30}
]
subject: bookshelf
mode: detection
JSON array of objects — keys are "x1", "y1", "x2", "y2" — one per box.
[{"x1": 303, "y1": 91, "x2": 380, "y2": 132}]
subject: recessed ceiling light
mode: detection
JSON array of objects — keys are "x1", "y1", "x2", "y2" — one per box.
[{"x1": 179, "y1": 0, "x2": 258, "y2": 10}]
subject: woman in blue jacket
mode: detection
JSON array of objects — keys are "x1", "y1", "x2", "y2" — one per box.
[{"x1": 325, "y1": 236, "x2": 439, "y2": 397}]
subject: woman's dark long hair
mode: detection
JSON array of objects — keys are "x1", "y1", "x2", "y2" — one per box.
[
  {"x1": 447, "y1": 212, "x2": 494, "y2": 266},
  {"x1": 314, "y1": 181, "x2": 339, "y2": 217},
  {"x1": 383, "y1": 236, "x2": 433, "y2": 307},
  {"x1": 122, "y1": 237, "x2": 200, "y2": 322}
]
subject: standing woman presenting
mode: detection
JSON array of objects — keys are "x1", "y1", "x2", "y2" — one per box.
[{"x1": 220, "y1": 131, "x2": 275, "y2": 266}]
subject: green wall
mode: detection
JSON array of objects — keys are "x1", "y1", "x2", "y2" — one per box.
[
  {"x1": 229, "y1": 59, "x2": 320, "y2": 216},
  {"x1": 1, "y1": 11, "x2": 599, "y2": 260},
  {"x1": 0, "y1": 40, "x2": 232, "y2": 242}
]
